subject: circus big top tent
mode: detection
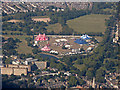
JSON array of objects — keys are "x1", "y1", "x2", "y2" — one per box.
[
  {"x1": 80, "y1": 34, "x2": 91, "y2": 40},
  {"x1": 74, "y1": 38, "x2": 87, "y2": 45},
  {"x1": 35, "y1": 33, "x2": 48, "y2": 41},
  {"x1": 41, "y1": 46, "x2": 51, "y2": 51}
]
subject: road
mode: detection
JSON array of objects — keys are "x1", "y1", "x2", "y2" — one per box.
[
  {"x1": 41, "y1": 52, "x2": 62, "y2": 59},
  {"x1": 34, "y1": 35, "x2": 81, "y2": 38}
]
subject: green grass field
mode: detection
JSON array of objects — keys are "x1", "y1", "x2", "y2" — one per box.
[
  {"x1": 46, "y1": 23, "x2": 62, "y2": 33},
  {"x1": 3, "y1": 35, "x2": 33, "y2": 54},
  {"x1": 73, "y1": 64, "x2": 87, "y2": 71},
  {"x1": 103, "y1": 8, "x2": 116, "y2": 13},
  {"x1": 67, "y1": 14, "x2": 110, "y2": 33}
]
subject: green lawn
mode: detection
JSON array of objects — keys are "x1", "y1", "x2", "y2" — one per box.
[
  {"x1": 3, "y1": 35, "x2": 33, "y2": 54},
  {"x1": 103, "y1": 8, "x2": 116, "y2": 13},
  {"x1": 67, "y1": 14, "x2": 110, "y2": 33},
  {"x1": 73, "y1": 64, "x2": 86, "y2": 71},
  {"x1": 46, "y1": 23, "x2": 62, "y2": 33}
]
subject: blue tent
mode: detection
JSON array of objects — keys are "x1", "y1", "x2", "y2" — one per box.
[
  {"x1": 80, "y1": 34, "x2": 91, "y2": 40},
  {"x1": 74, "y1": 38, "x2": 88, "y2": 44}
]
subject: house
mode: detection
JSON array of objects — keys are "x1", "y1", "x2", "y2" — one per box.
[
  {"x1": 25, "y1": 58, "x2": 38, "y2": 65},
  {"x1": 1, "y1": 64, "x2": 30, "y2": 76},
  {"x1": 64, "y1": 72, "x2": 71, "y2": 76},
  {"x1": 12, "y1": 60, "x2": 21, "y2": 65}
]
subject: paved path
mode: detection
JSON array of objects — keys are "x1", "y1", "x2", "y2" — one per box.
[{"x1": 40, "y1": 52, "x2": 62, "y2": 59}]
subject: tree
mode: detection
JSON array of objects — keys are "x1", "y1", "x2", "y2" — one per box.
[
  {"x1": 58, "y1": 17, "x2": 66, "y2": 26},
  {"x1": 78, "y1": 78, "x2": 86, "y2": 85},
  {"x1": 96, "y1": 67, "x2": 106, "y2": 83},
  {"x1": 27, "y1": 77, "x2": 33, "y2": 84},
  {"x1": 31, "y1": 64, "x2": 38, "y2": 71},
  {"x1": 21, "y1": 73, "x2": 25, "y2": 77},
  {"x1": 15, "y1": 38, "x2": 21, "y2": 43},
  {"x1": 5, "y1": 58, "x2": 12, "y2": 64},
  {"x1": 62, "y1": 45, "x2": 67, "y2": 49},
  {"x1": 32, "y1": 48, "x2": 39, "y2": 54},
  {"x1": 86, "y1": 70, "x2": 94, "y2": 80},
  {"x1": 25, "y1": 37, "x2": 32, "y2": 42},
  {"x1": 68, "y1": 76, "x2": 78, "y2": 87},
  {"x1": 96, "y1": 75, "x2": 106, "y2": 83},
  {"x1": 37, "y1": 78, "x2": 41, "y2": 84},
  {"x1": 9, "y1": 74, "x2": 16, "y2": 81}
]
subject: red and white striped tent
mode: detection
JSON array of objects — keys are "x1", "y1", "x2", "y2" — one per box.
[
  {"x1": 41, "y1": 46, "x2": 51, "y2": 51},
  {"x1": 35, "y1": 33, "x2": 48, "y2": 41}
]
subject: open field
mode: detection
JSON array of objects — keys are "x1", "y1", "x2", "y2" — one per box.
[
  {"x1": 67, "y1": 14, "x2": 110, "y2": 33},
  {"x1": 46, "y1": 23, "x2": 62, "y2": 33},
  {"x1": 32, "y1": 16, "x2": 50, "y2": 22},
  {"x1": 103, "y1": 8, "x2": 116, "y2": 13},
  {"x1": 7, "y1": 19, "x2": 24, "y2": 23},
  {"x1": 3, "y1": 31, "x2": 24, "y2": 34},
  {"x1": 3, "y1": 35, "x2": 33, "y2": 54},
  {"x1": 73, "y1": 64, "x2": 86, "y2": 71}
]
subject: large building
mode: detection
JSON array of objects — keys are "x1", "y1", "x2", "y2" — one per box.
[
  {"x1": 1, "y1": 67, "x2": 13, "y2": 75},
  {"x1": 1, "y1": 67, "x2": 27, "y2": 75},
  {"x1": 13, "y1": 68, "x2": 27, "y2": 76},
  {"x1": 1, "y1": 64, "x2": 31, "y2": 75},
  {"x1": 6, "y1": 64, "x2": 31, "y2": 72}
]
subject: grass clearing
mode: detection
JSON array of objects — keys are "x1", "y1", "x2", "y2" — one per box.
[
  {"x1": 73, "y1": 64, "x2": 86, "y2": 71},
  {"x1": 67, "y1": 14, "x2": 110, "y2": 33},
  {"x1": 3, "y1": 35, "x2": 33, "y2": 54},
  {"x1": 46, "y1": 23, "x2": 62, "y2": 33},
  {"x1": 103, "y1": 8, "x2": 116, "y2": 13}
]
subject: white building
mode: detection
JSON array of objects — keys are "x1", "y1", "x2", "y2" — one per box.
[
  {"x1": 87, "y1": 47, "x2": 93, "y2": 51},
  {"x1": 50, "y1": 50, "x2": 58, "y2": 54},
  {"x1": 65, "y1": 45, "x2": 71, "y2": 49},
  {"x1": 55, "y1": 39, "x2": 67, "y2": 42},
  {"x1": 64, "y1": 72, "x2": 71, "y2": 76}
]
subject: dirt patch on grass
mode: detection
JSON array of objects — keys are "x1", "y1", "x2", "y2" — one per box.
[
  {"x1": 32, "y1": 18, "x2": 50, "y2": 22},
  {"x1": 7, "y1": 19, "x2": 24, "y2": 23}
]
